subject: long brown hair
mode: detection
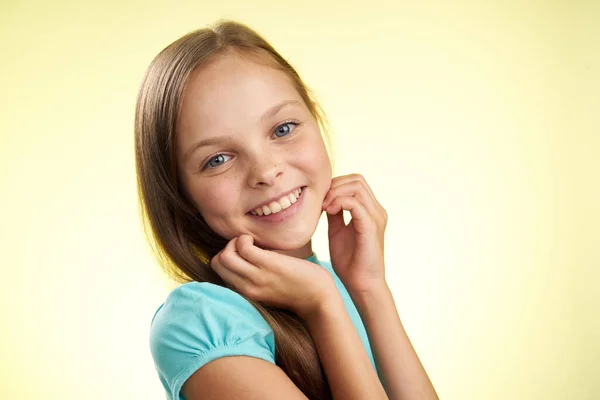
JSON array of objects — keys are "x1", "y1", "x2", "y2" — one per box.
[{"x1": 134, "y1": 20, "x2": 333, "y2": 399}]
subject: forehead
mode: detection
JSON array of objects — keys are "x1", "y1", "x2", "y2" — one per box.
[{"x1": 177, "y1": 53, "x2": 304, "y2": 136}]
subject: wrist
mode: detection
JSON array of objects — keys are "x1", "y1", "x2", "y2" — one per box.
[
  {"x1": 348, "y1": 279, "x2": 391, "y2": 308},
  {"x1": 348, "y1": 276, "x2": 388, "y2": 295},
  {"x1": 299, "y1": 283, "x2": 344, "y2": 325}
]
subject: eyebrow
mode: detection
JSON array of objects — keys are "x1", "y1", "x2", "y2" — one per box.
[
  {"x1": 259, "y1": 100, "x2": 301, "y2": 124},
  {"x1": 182, "y1": 100, "x2": 301, "y2": 163}
]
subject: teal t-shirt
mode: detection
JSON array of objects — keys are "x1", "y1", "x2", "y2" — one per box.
[{"x1": 149, "y1": 254, "x2": 377, "y2": 399}]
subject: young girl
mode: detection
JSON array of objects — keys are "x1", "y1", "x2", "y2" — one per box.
[{"x1": 136, "y1": 20, "x2": 437, "y2": 400}]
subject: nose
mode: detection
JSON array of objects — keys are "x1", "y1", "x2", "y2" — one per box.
[{"x1": 247, "y1": 156, "x2": 283, "y2": 188}]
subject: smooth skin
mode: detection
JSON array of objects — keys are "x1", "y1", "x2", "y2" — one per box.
[
  {"x1": 325, "y1": 174, "x2": 439, "y2": 399},
  {"x1": 176, "y1": 52, "x2": 438, "y2": 399},
  {"x1": 176, "y1": 50, "x2": 332, "y2": 258}
]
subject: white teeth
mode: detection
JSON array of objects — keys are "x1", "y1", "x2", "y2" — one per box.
[
  {"x1": 280, "y1": 196, "x2": 291, "y2": 209},
  {"x1": 251, "y1": 187, "x2": 304, "y2": 216},
  {"x1": 269, "y1": 201, "x2": 282, "y2": 213}
]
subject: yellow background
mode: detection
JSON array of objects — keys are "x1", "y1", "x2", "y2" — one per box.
[{"x1": 1, "y1": 1, "x2": 598, "y2": 399}]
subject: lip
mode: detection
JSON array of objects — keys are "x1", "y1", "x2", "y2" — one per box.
[
  {"x1": 247, "y1": 186, "x2": 305, "y2": 213},
  {"x1": 246, "y1": 186, "x2": 306, "y2": 223}
]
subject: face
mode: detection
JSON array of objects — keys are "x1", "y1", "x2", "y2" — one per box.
[{"x1": 175, "y1": 52, "x2": 332, "y2": 258}]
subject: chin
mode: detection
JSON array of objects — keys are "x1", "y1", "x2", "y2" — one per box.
[
  {"x1": 255, "y1": 232, "x2": 311, "y2": 251},
  {"x1": 254, "y1": 222, "x2": 318, "y2": 252}
]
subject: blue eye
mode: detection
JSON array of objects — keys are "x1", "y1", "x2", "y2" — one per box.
[
  {"x1": 274, "y1": 121, "x2": 298, "y2": 138},
  {"x1": 204, "y1": 154, "x2": 231, "y2": 169}
]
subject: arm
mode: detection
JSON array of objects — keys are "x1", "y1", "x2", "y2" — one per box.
[
  {"x1": 302, "y1": 289, "x2": 388, "y2": 400},
  {"x1": 350, "y1": 281, "x2": 439, "y2": 400},
  {"x1": 322, "y1": 174, "x2": 438, "y2": 399},
  {"x1": 182, "y1": 356, "x2": 309, "y2": 400},
  {"x1": 204, "y1": 237, "x2": 388, "y2": 399},
  {"x1": 183, "y1": 289, "x2": 389, "y2": 400}
]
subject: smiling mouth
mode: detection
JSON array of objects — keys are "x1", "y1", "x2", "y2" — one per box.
[{"x1": 248, "y1": 187, "x2": 305, "y2": 216}]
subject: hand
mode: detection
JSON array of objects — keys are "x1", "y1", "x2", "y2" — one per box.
[
  {"x1": 323, "y1": 174, "x2": 388, "y2": 294},
  {"x1": 210, "y1": 234, "x2": 335, "y2": 319}
]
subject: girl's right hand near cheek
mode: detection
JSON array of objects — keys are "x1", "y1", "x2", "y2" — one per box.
[{"x1": 210, "y1": 234, "x2": 336, "y2": 320}]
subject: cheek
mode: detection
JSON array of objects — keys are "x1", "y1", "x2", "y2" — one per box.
[
  {"x1": 300, "y1": 136, "x2": 332, "y2": 182},
  {"x1": 189, "y1": 180, "x2": 239, "y2": 222}
]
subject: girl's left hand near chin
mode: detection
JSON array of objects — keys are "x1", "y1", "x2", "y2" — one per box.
[
  {"x1": 323, "y1": 174, "x2": 388, "y2": 295},
  {"x1": 209, "y1": 234, "x2": 335, "y2": 319}
]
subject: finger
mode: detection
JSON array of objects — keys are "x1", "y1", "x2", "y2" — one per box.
[
  {"x1": 327, "y1": 174, "x2": 387, "y2": 223},
  {"x1": 325, "y1": 196, "x2": 374, "y2": 234},
  {"x1": 326, "y1": 207, "x2": 346, "y2": 237},
  {"x1": 216, "y1": 237, "x2": 262, "y2": 286},
  {"x1": 235, "y1": 233, "x2": 276, "y2": 269},
  {"x1": 330, "y1": 174, "x2": 377, "y2": 201},
  {"x1": 323, "y1": 180, "x2": 378, "y2": 216},
  {"x1": 235, "y1": 234, "x2": 260, "y2": 264},
  {"x1": 213, "y1": 236, "x2": 238, "y2": 265},
  {"x1": 211, "y1": 243, "x2": 249, "y2": 290}
]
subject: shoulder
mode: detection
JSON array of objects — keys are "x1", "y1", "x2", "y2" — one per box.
[
  {"x1": 150, "y1": 282, "x2": 275, "y2": 399},
  {"x1": 151, "y1": 281, "x2": 268, "y2": 323}
]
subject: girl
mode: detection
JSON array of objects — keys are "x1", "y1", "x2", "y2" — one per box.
[{"x1": 136, "y1": 20, "x2": 437, "y2": 400}]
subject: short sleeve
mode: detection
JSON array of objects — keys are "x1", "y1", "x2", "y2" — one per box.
[{"x1": 149, "y1": 282, "x2": 276, "y2": 400}]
